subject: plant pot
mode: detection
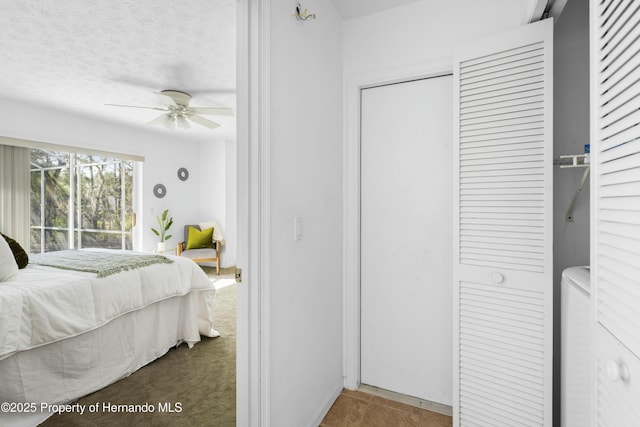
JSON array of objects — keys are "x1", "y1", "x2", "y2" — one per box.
[{"x1": 157, "y1": 242, "x2": 167, "y2": 252}]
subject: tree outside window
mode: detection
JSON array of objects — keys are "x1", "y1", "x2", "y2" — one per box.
[{"x1": 30, "y1": 149, "x2": 134, "y2": 252}]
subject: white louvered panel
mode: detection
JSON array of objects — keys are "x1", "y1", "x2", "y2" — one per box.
[
  {"x1": 462, "y1": 104, "x2": 543, "y2": 121},
  {"x1": 599, "y1": 78, "x2": 640, "y2": 119},
  {"x1": 461, "y1": 61, "x2": 543, "y2": 85},
  {"x1": 599, "y1": 166, "x2": 640, "y2": 187},
  {"x1": 454, "y1": 19, "x2": 552, "y2": 426},
  {"x1": 599, "y1": 91, "x2": 640, "y2": 128},
  {"x1": 598, "y1": 255, "x2": 640, "y2": 357},
  {"x1": 462, "y1": 113, "x2": 544, "y2": 130},
  {"x1": 600, "y1": 1, "x2": 639, "y2": 51},
  {"x1": 599, "y1": 198, "x2": 640, "y2": 214},
  {"x1": 599, "y1": 39, "x2": 640, "y2": 95},
  {"x1": 461, "y1": 72, "x2": 544, "y2": 96},
  {"x1": 462, "y1": 67, "x2": 544, "y2": 94},
  {"x1": 461, "y1": 176, "x2": 543, "y2": 188},
  {"x1": 599, "y1": 3, "x2": 640, "y2": 72},
  {"x1": 599, "y1": 0, "x2": 627, "y2": 30},
  {"x1": 599, "y1": 182, "x2": 640, "y2": 200},
  {"x1": 461, "y1": 115, "x2": 544, "y2": 134},
  {"x1": 461, "y1": 174, "x2": 543, "y2": 185},
  {"x1": 594, "y1": 0, "x2": 640, "y2": 360},
  {"x1": 461, "y1": 130, "x2": 543, "y2": 145},
  {"x1": 600, "y1": 139, "x2": 640, "y2": 165},
  {"x1": 460, "y1": 89, "x2": 544, "y2": 111},
  {"x1": 600, "y1": 109, "x2": 640, "y2": 141},
  {"x1": 461, "y1": 79, "x2": 545, "y2": 105},
  {"x1": 461, "y1": 95, "x2": 544, "y2": 116},
  {"x1": 598, "y1": 127, "x2": 640, "y2": 155},
  {"x1": 459, "y1": 280, "x2": 545, "y2": 426},
  {"x1": 593, "y1": 0, "x2": 640, "y2": 423},
  {"x1": 460, "y1": 44, "x2": 543, "y2": 77},
  {"x1": 461, "y1": 141, "x2": 542, "y2": 156},
  {"x1": 595, "y1": 326, "x2": 640, "y2": 426},
  {"x1": 460, "y1": 152, "x2": 544, "y2": 166}
]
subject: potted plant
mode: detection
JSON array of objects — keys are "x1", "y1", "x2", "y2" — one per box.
[{"x1": 151, "y1": 209, "x2": 173, "y2": 252}]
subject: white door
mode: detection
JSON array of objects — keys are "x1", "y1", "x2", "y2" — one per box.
[
  {"x1": 360, "y1": 75, "x2": 453, "y2": 405},
  {"x1": 591, "y1": 0, "x2": 640, "y2": 423},
  {"x1": 453, "y1": 19, "x2": 553, "y2": 426}
]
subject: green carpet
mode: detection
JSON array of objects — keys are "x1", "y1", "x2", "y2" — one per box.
[{"x1": 41, "y1": 283, "x2": 237, "y2": 427}]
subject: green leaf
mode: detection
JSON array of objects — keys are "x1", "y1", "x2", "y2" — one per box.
[
  {"x1": 161, "y1": 209, "x2": 168, "y2": 221},
  {"x1": 164, "y1": 234, "x2": 172, "y2": 241},
  {"x1": 151, "y1": 228, "x2": 160, "y2": 236}
]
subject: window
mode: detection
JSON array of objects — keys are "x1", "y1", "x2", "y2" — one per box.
[{"x1": 30, "y1": 149, "x2": 134, "y2": 252}]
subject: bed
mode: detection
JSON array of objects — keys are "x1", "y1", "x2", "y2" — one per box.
[{"x1": 0, "y1": 249, "x2": 218, "y2": 427}]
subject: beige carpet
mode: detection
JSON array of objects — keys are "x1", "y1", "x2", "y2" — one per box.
[{"x1": 41, "y1": 270, "x2": 237, "y2": 427}]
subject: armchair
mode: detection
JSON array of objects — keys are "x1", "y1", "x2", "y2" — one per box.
[{"x1": 176, "y1": 224, "x2": 222, "y2": 275}]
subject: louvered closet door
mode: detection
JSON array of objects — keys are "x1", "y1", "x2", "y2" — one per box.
[
  {"x1": 453, "y1": 19, "x2": 553, "y2": 426},
  {"x1": 592, "y1": 0, "x2": 640, "y2": 424}
]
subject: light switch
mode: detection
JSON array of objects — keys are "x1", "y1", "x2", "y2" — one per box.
[{"x1": 294, "y1": 216, "x2": 303, "y2": 241}]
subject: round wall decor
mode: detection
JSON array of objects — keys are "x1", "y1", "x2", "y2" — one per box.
[
  {"x1": 153, "y1": 184, "x2": 166, "y2": 198},
  {"x1": 177, "y1": 167, "x2": 189, "y2": 181}
]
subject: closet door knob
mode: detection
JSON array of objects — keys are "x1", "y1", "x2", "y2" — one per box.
[
  {"x1": 491, "y1": 272, "x2": 504, "y2": 284},
  {"x1": 607, "y1": 359, "x2": 630, "y2": 382}
]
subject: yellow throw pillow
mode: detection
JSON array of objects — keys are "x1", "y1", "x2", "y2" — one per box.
[{"x1": 186, "y1": 226, "x2": 214, "y2": 250}]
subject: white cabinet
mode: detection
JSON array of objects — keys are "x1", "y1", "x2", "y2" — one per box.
[
  {"x1": 590, "y1": 0, "x2": 640, "y2": 425},
  {"x1": 594, "y1": 327, "x2": 640, "y2": 424}
]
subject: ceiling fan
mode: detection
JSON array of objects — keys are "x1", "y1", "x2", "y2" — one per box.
[{"x1": 105, "y1": 90, "x2": 233, "y2": 130}]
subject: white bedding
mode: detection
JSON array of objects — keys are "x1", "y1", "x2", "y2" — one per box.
[
  {"x1": 0, "y1": 250, "x2": 217, "y2": 426},
  {"x1": 0, "y1": 250, "x2": 217, "y2": 360}
]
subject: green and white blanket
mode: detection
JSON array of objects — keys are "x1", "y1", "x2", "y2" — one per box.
[{"x1": 30, "y1": 250, "x2": 173, "y2": 278}]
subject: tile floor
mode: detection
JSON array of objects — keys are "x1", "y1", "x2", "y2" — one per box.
[{"x1": 320, "y1": 389, "x2": 452, "y2": 427}]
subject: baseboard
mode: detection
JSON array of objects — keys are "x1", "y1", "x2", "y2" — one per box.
[
  {"x1": 358, "y1": 384, "x2": 453, "y2": 416},
  {"x1": 308, "y1": 380, "x2": 343, "y2": 427}
]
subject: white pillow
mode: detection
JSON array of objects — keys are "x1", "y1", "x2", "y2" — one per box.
[{"x1": 0, "y1": 235, "x2": 19, "y2": 282}]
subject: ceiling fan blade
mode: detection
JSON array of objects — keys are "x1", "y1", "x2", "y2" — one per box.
[
  {"x1": 191, "y1": 107, "x2": 234, "y2": 116},
  {"x1": 188, "y1": 114, "x2": 220, "y2": 129},
  {"x1": 153, "y1": 92, "x2": 178, "y2": 107},
  {"x1": 105, "y1": 103, "x2": 167, "y2": 111}
]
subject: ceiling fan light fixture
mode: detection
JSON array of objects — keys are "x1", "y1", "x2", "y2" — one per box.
[
  {"x1": 177, "y1": 115, "x2": 190, "y2": 129},
  {"x1": 161, "y1": 114, "x2": 176, "y2": 130}
]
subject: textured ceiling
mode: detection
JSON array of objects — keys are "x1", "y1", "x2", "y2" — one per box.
[
  {"x1": 0, "y1": 0, "x2": 236, "y2": 143},
  {"x1": 0, "y1": 1, "x2": 542, "y2": 145}
]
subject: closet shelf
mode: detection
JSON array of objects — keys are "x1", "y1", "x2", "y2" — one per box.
[{"x1": 554, "y1": 154, "x2": 589, "y2": 168}]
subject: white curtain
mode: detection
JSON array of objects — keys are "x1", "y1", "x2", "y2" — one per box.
[{"x1": 0, "y1": 144, "x2": 30, "y2": 250}]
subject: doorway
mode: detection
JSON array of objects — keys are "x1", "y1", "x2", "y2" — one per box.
[{"x1": 360, "y1": 74, "x2": 453, "y2": 405}]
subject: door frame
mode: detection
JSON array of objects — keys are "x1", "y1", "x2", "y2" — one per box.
[
  {"x1": 343, "y1": 57, "x2": 453, "y2": 389},
  {"x1": 236, "y1": 0, "x2": 270, "y2": 424}
]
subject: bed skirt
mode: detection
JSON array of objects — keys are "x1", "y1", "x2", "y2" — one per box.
[{"x1": 0, "y1": 288, "x2": 215, "y2": 427}]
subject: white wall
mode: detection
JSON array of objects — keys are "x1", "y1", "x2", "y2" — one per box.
[
  {"x1": 552, "y1": 0, "x2": 590, "y2": 425},
  {"x1": 341, "y1": 0, "x2": 526, "y2": 402},
  {"x1": 267, "y1": 0, "x2": 344, "y2": 425},
  {"x1": 0, "y1": 97, "x2": 226, "y2": 254},
  {"x1": 224, "y1": 139, "x2": 237, "y2": 267},
  {"x1": 343, "y1": 0, "x2": 526, "y2": 77},
  {"x1": 197, "y1": 138, "x2": 237, "y2": 267}
]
